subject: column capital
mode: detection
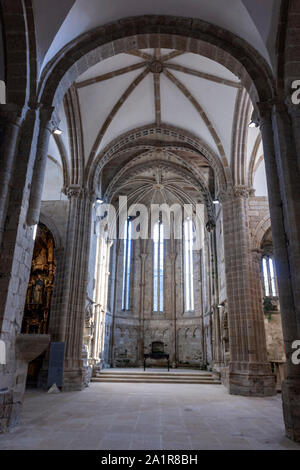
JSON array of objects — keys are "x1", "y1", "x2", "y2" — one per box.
[
  {"x1": 27, "y1": 101, "x2": 57, "y2": 130},
  {"x1": 233, "y1": 185, "x2": 252, "y2": 199},
  {"x1": 66, "y1": 185, "x2": 84, "y2": 199},
  {"x1": 40, "y1": 105, "x2": 57, "y2": 131},
  {"x1": 257, "y1": 98, "x2": 291, "y2": 123},
  {"x1": 66, "y1": 185, "x2": 95, "y2": 201},
  {"x1": 219, "y1": 186, "x2": 252, "y2": 202}
]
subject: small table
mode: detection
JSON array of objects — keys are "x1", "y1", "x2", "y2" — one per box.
[{"x1": 144, "y1": 353, "x2": 170, "y2": 371}]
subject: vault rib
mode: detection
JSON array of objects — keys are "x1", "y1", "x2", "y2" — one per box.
[
  {"x1": 153, "y1": 72, "x2": 161, "y2": 126},
  {"x1": 166, "y1": 63, "x2": 241, "y2": 88},
  {"x1": 126, "y1": 50, "x2": 153, "y2": 61},
  {"x1": 75, "y1": 62, "x2": 148, "y2": 89},
  {"x1": 163, "y1": 69, "x2": 228, "y2": 166},
  {"x1": 160, "y1": 50, "x2": 185, "y2": 62},
  {"x1": 86, "y1": 69, "x2": 150, "y2": 175}
]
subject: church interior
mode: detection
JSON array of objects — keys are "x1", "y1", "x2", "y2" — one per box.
[{"x1": 0, "y1": 0, "x2": 300, "y2": 451}]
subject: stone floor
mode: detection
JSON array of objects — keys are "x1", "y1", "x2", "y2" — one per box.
[{"x1": 0, "y1": 379, "x2": 300, "y2": 450}]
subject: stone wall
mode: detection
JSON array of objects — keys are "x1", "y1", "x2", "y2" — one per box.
[
  {"x1": 107, "y1": 230, "x2": 207, "y2": 368},
  {"x1": 248, "y1": 196, "x2": 285, "y2": 364},
  {"x1": 264, "y1": 313, "x2": 285, "y2": 362}
]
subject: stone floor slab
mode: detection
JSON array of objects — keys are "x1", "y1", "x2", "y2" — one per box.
[{"x1": 0, "y1": 382, "x2": 299, "y2": 450}]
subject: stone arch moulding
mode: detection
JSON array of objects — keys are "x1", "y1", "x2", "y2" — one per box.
[
  {"x1": 37, "y1": 15, "x2": 276, "y2": 113},
  {"x1": 103, "y1": 154, "x2": 212, "y2": 203},
  {"x1": 88, "y1": 124, "x2": 230, "y2": 195},
  {"x1": 252, "y1": 214, "x2": 272, "y2": 251},
  {"x1": 39, "y1": 211, "x2": 64, "y2": 250}
]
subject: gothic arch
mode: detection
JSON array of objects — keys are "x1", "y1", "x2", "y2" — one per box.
[
  {"x1": 90, "y1": 124, "x2": 230, "y2": 195},
  {"x1": 252, "y1": 214, "x2": 272, "y2": 251},
  {"x1": 37, "y1": 15, "x2": 275, "y2": 113},
  {"x1": 39, "y1": 211, "x2": 63, "y2": 249}
]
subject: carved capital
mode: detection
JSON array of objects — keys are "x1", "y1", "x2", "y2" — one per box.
[
  {"x1": 233, "y1": 185, "x2": 251, "y2": 199},
  {"x1": 66, "y1": 184, "x2": 96, "y2": 201},
  {"x1": 66, "y1": 185, "x2": 84, "y2": 199},
  {"x1": 39, "y1": 105, "x2": 56, "y2": 130}
]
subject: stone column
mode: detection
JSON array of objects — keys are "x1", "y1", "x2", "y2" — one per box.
[
  {"x1": 0, "y1": 104, "x2": 51, "y2": 431},
  {"x1": 57, "y1": 186, "x2": 94, "y2": 391},
  {"x1": 109, "y1": 240, "x2": 120, "y2": 367},
  {"x1": 0, "y1": 105, "x2": 23, "y2": 247},
  {"x1": 27, "y1": 106, "x2": 55, "y2": 226},
  {"x1": 99, "y1": 239, "x2": 113, "y2": 367},
  {"x1": 259, "y1": 100, "x2": 300, "y2": 442},
  {"x1": 92, "y1": 237, "x2": 105, "y2": 366},
  {"x1": 170, "y1": 251, "x2": 177, "y2": 367},
  {"x1": 138, "y1": 246, "x2": 147, "y2": 364},
  {"x1": 222, "y1": 188, "x2": 275, "y2": 396}
]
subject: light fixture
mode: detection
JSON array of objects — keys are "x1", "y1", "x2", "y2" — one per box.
[
  {"x1": 96, "y1": 198, "x2": 103, "y2": 204},
  {"x1": 32, "y1": 224, "x2": 37, "y2": 241},
  {"x1": 212, "y1": 199, "x2": 220, "y2": 205},
  {"x1": 53, "y1": 127, "x2": 63, "y2": 135},
  {"x1": 217, "y1": 304, "x2": 223, "y2": 308},
  {"x1": 248, "y1": 120, "x2": 257, "y2": 128}
]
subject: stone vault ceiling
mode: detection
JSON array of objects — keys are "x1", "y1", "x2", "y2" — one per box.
[
  {"x1": 72, "y1": 48, "x2": 241, "y2": 164},
  {"x1": 44, "y1": 48, "x2": 266, "y2": 201}
]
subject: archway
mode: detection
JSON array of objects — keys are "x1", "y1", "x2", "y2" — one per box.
[
  {"x1": 0, "y1": 9, "x2": 299, "y2": 443},
  {"x1": 22, "y1": 223, "x2": 56, "y2": 388},
  {"x1": 29, "y1": 16, "x2": 277, "y2": 394}
]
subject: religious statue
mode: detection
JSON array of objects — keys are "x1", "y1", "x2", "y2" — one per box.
[{"x1": 32, "y1": 273, "x2": 45, "y2": 305}]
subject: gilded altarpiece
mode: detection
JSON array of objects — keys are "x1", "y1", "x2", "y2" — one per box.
[
  {"x1": 22, "y1": 223, "x2": 56, "y2": 386},
  {"x1": 22, "y1": 223, "x2": 56, "y2": 335}
]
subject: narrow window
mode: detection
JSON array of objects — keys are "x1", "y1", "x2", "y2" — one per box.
[
  {"x1": 122, "y1": 219, "x2": 132, "y2": 310},
  {"x1": 184, "y1": 218, "x2": 194, "y2": 311},
  {"x1": 153, "y1": 220, "x2": 164, "y2": 312},
  {"x1": 262, "y1": 257, "x2": 270, "y2": 297},
  {"x1": 269, "y1": 257, "x2": 277, "y2": 296},
  {"x1": 262, "y1": 255, "x2": 277, "y2": 297}
]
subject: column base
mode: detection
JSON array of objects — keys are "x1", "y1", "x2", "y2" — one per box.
[
  {"x1": 62, "y1": 368, "x2": 85, "y2": 392},
  {"x1": 282, "y1": 378, "x2": 300, "y2": 443},
  {"x1": 228, "y1": 362, "x2": 276, "y2": 396},
  {"x1": 0, "y1": 389, "x2": 22, "y2": 433}
]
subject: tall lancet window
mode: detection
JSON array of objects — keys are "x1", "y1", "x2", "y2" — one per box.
[
  {"x1": 122, "y1": 219, "x2": 132, "y2": 310},
  {"x1": 153, "y1": 220, "x2": 164, "y2": 312},
  {"x1": 262, "y1": 255, "x2": 277, "y2": 297},
  {"x1": 184, "y1": 218, "x2": 194, "y2": 311}
]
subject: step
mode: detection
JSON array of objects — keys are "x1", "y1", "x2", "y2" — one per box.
[
  {"x1": 91, "y1": 377, "x2": 221, "y2": 384},
  {"x1": 96, "y1": 371, "x2": 213, "y2": 377},
  {"x1": 95, "y1": 373, "x2": 213, "y2": 379}
]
